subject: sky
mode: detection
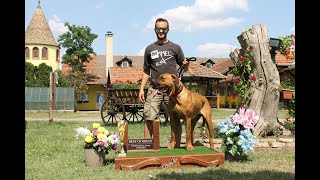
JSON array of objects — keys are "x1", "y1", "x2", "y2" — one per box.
[{"x1": 25, "y1": 0, "x2": 295, "y2": 58}]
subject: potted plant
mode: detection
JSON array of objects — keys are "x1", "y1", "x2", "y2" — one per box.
[
  {"x1": 76, "y1": 123, "x2": 120, "y2": 167},
  {"x1": 216, "y1": 106, "x2": 259, "y2": 161},
  {"x1": 280, "y1": 79, "x2": 295, "y2": 100}
]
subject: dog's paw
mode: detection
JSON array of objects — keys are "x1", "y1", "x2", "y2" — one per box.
[
  {"x1": 186, "y1": 145, "x2": 194, "y2": 152},
  {"x1": 167, "y1": 142, "x2": 176, "y2": 150}
]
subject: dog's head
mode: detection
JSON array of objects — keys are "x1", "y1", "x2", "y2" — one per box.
[{"x1": 156, "y1": 73, "x2": 180, "y2": 96}]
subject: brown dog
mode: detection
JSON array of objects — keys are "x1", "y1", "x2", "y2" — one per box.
[{"x1": 156, "y1": 73, "x2": 214, "y2": 151}]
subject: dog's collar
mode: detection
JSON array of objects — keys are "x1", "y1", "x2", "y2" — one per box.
[{"x1": 173, "y1": 81, "x2": 183, "y2": 96}]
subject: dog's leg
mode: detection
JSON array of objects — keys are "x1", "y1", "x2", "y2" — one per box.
[
  {"x1": 167, "y1": 114, "x2": 181, "y2": 150},
  {"x1": 185, "y1": 117, "x2": 195, "y2": 151},
  {"x1": 203, "y1": 107, "x2": 214, "y2": 150},
  {"x1": 191, "y1": 115, "x2": 201, "y2": 146}
]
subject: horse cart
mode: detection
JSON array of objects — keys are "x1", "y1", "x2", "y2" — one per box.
[{"x1": 100, "y1": 88, "x2": 168, "y2": 125}]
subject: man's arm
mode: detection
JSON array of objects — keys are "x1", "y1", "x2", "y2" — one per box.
[{"x1": 138, "y1": 70, "x2": 150, "y2": 103}]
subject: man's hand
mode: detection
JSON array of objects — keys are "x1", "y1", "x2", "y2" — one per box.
[
  {"x1": 182, "y1": 59, "x2": 190, "y2": 71},
  {"x1": 138, "y1": 89, "x2": 145, "y2": 103}
]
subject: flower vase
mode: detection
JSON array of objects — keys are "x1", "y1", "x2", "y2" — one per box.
[
  {"x1": 84, "y1": 149, "x2": 106, "y2": 167},
  {"x1": 224, "y1": 152, "x2": 248, "y2": 161}
]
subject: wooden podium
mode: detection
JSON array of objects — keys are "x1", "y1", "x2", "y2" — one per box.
[
  {"x1": 115, "y1": 119, "x2": 224, "y2": 170},
  {"x1": 123, "y1": 119, "x2": 160, "y2": 153}
]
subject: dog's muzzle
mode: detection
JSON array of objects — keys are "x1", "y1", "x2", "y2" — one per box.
[{"x1": 157, "y1": 85, "x2": 169, "y2": 94}]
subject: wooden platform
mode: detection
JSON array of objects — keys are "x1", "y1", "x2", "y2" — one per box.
[
  {"x1": 115, "y1": 147, "x2": 224, "y2": 170},
  {"x1": 116, "y1": 119, "x2": 224, "y2": 170}
]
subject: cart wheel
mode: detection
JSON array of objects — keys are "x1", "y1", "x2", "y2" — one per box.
[
  {"x1": 100, "y1": 97, "x2": 125, "y2": 125},
  {"x1": 125, "y1": 105, "x2": 144, "y2": 123},
  {"x1": 159, "y1": 101, "x2": 169, "y2": 125}
]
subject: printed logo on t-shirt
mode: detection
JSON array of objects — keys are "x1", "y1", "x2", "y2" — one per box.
[
  {"x1": 151, "y1": 50, "x2": 173, "y2": 66},
  {"x1": 151, "y1": 50, "x2": 159, "y2": 59}
]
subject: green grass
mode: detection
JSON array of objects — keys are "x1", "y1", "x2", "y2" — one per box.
[
  {"x1": 25, "y1": 108, "x2": 290, "y2": 120},
  {"x1": 25, "y1": 121, "x2": 294, "y2": 180},
  {"x1": 126, "y1": 146, "x2": 218, "y2": 157}
]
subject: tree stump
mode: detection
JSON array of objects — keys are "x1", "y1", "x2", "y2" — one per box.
[{"x1": 229, "y1": 24, "x2": 281, "y2": 136}]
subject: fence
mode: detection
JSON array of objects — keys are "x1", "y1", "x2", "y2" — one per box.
[{"x1": 25, "y1": 87, "x2": 75, "y2": 111}]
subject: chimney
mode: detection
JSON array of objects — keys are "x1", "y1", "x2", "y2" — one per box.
[{"x1": 105, "y1": 31, "x2": 113, "y2": 77}]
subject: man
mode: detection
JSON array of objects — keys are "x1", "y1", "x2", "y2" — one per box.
[
  {"x1": 138, "y1": 17, "x2": 189, "y2": 138},
  {"x1": 98, "y1": 93, "x2": 104, "y2": 108}
]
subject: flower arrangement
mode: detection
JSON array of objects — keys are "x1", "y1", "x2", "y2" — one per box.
[
  {"x1": 278, "y1": 34, "x2": 295, "y2": 60},
  {"x1": 76, "y1": 123, "x2": 120, "y2": 154},
  {"x1": 217, "y1": 106, "x2": 259, "y2": 156}
]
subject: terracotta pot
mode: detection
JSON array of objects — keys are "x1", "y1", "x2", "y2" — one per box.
[
  {"x1": 84, "y1": 149, "x2": 106, "y2": 167},
  {"x1": 282, "y1": 90, "x2": 293, "y2": 100}
]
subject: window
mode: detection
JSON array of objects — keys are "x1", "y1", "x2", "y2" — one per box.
[
  {"x1": 205, "y1": 62, "x2": 212, "y2": 68},
  {"x1": 78, "y1": 93, "x2": 89, "y2": 103},
  {"x1": 42, "y1": 47, "x2": 48, "y2": 59},
  {"x1": 121, "y1": 61, "x2": 129, "y2": 67},
  {"x1": 25, "y1": 47, "x2": 30, "y2": 59},
  {"x1": 32, "y1": 47, "x2": 39, "y2": 59},
  {"x1": 56, "y1": 49, "x2": 60, "y2": 61}
]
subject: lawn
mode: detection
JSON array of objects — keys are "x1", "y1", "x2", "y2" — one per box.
[
  {"x1": 25, "y1": 120, "x2": 294, "y2": 180},
  {"x1": 25, "y1": 108, "x2": 290, "y2": 120}
]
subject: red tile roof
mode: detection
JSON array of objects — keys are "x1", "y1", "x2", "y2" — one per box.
[
  {"x1": 61, "y1": 51, "x2": 293, "y2": 85},
  {"x1": 108, "y1": 67, "x2": 143, "y2": 83}
]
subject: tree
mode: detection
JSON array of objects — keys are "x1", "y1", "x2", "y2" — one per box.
[
  {"x1": 25, "y1": 62, "x2": 52, "y2": 87},
  {"x1": 58, "y1": 22, "x2": 98, "y2": 72},
  {"x1": 229, "y1": 24, "x2": 281, "y2": 137},
  {"x1": 57, "y1": 22, "x2": 98, "y2": 100}
]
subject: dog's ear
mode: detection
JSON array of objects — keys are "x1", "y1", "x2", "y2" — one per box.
[{"x1": 171, "y1": 74, "x2": 179, "y2": 88}]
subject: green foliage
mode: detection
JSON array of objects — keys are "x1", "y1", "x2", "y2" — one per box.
[
  {"x1": 228, "y1": 48, "x2": 255, "y2": 106},
  {"x1": 278, "y1": 34, "x2": 295, "y2": 60},
  {"x1": 109, "y1": 79, "x2": 149, "y2": 89},
  {"x1": 58, "y1": 22, "x2": 98, "y2": 99},
  {"x1": 288, "y1": 96, "x2": 295, "y2": 117},
  {"x1": 280, "y1": 78, "x2": 295, "y2": 90},
  {"x1": 55, "y1": 70, "x2": 71, "y2": 87},
  {"x1": 58, "y1": 22, "x2": 98, "y2": 72},
  {"x1": 25, "y1": 62, "x2": 52, "y2": 87},
  {"x1": 284, "y1": 121, "x2": 295, "y2": 133},
  {"x1": 63, "y1": 71, "x2": 89, "y2": 100}
]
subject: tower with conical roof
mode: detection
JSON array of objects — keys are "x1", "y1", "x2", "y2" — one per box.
[{"x1": 25, "y1": 0, "x2": 60, "y2": 71}]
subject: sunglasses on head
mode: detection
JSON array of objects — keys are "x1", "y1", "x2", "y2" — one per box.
[{"x1": 154, "y1": 27, "x2": 168, "y2": 32}]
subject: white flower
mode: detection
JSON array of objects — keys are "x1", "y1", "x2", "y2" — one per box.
[{"x1": 75, "y1": 127, "x2": 90, "y2": 139}]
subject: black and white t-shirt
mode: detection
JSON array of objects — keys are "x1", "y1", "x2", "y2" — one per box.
[{"x1": 143, "y1": 41, "x2": 185, "y2": 87}]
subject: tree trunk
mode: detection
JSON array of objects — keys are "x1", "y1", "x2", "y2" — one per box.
[{"x1": 229, "y1": 24, "x2": 281, "y2": 137}]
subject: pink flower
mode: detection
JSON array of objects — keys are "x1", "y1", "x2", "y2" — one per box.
[
  {"x1": 239, "y1": 56, "x2": 245, "y2": 61},
  {"x1": 97, "y1": 139, "x2": 106, "y2": 146},
  {"x1": 285, "y1": 48, "x2": 291, "y2": 54},
  {"x1": 243, "y1": 117, "x2": 254, "y2": 129},
  {"x1": 92, "y1": 130, "x2": 99, "y2": 136},
  {"x1": 245, "y1": 109, "x2": 255, "y2": 120},
  {"x1": 250, "y1": 76, "x2": 256, "y2": 81},
  {"x1": 232, "y1": 79, "x2": 240, "y2": 83},
  {"x1": 232, "y1": 113, "x2": 243, "y2": 125},
  {"x1": 239, "y1": 107, "x2": 246, "y2": 116}
]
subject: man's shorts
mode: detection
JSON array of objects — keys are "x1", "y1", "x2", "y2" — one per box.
[{"x1": 143, "y1": 86, "x2": 168, "y2": 121}]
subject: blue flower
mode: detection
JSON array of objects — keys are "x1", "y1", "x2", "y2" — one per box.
[{"x1": 218, "y1": 109, "x2": 258, "y2": 156}]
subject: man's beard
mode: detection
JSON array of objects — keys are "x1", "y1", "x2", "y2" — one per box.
[{"x1": 157, "y1": 33, "x2": 167, "y2": 40}]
